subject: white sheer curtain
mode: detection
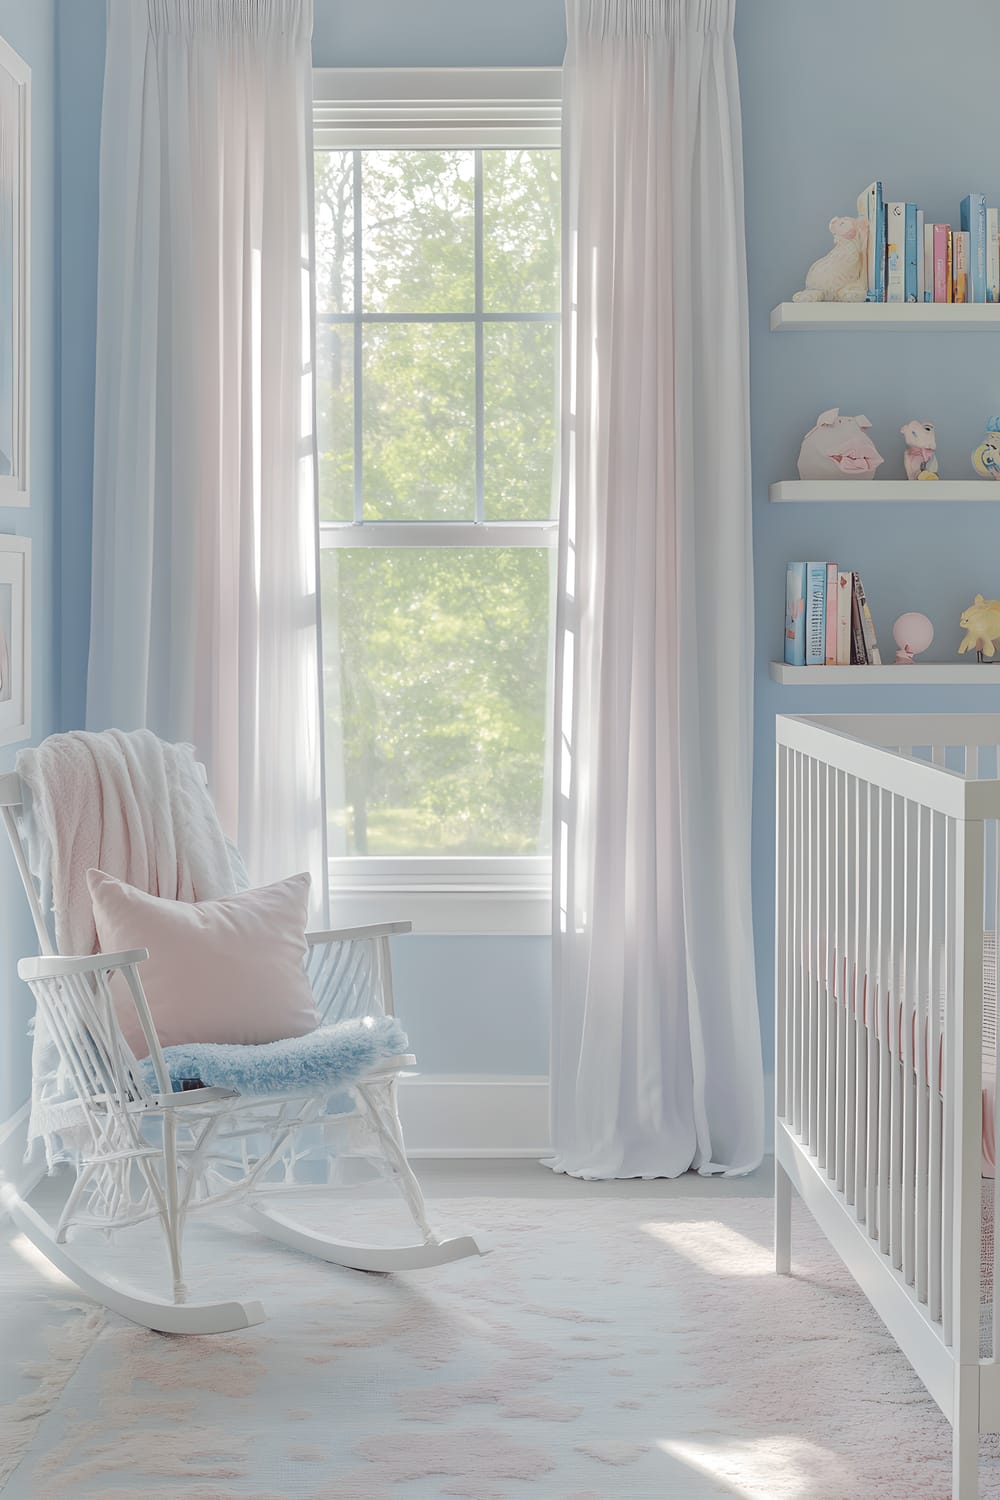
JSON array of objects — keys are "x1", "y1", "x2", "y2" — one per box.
[
  {"x1": 550, "y1": 0, "x2": 763, "y2": 1179},
  {"x1": 88, "y1": 0, "x2": 325, "y2": 904}
]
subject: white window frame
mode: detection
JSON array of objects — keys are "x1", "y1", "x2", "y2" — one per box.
[{"x1": 313, "y1": 68, "x2": 561, "y2": 936}]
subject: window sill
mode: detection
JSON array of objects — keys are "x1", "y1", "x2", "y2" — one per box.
[{"x1": 327, "y1": 883, "x2": 552, "y2": 936}]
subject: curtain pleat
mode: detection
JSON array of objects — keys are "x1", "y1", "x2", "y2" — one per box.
[
  {"x1": 88, "y1": 0, "x2": 325, "y2": 908},
  {"x1": 549, "y1": 0, "x2": 763, "y2": 1178}
]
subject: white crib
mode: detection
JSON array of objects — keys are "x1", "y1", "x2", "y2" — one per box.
[{"x1": 774, "y1": 713, "x2": 1000, "y2": 1498}]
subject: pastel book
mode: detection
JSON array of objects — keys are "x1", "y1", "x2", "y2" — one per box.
[
  {"x1": 805, "y1": 561, "x2": 827, "y2": 666},
  {"x1": 784, "y1": 562, "x2": 806, "y2": 666}
]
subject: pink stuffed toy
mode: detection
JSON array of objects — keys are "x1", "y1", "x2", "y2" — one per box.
[
  {"x1": 797, "y1": 409, "x2": 884, "y2": 481},
  {"x1": 901, "y1": 420, "x2": 939, "y2": 480}
]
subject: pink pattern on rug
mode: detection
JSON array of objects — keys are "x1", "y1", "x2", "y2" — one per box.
[
  {"x1": 575, "y1": 1440, "x2": 649, "y2": 1465},
  {"x1": 354, "y1": 1426, "x2": 555, "y2": 1486}
]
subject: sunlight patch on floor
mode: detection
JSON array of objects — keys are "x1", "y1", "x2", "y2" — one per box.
[
  {"x1": 642, "y1": 1218, "x2": 771, "y2": 1276},
  {"x1": 659, "y1": 1436, "x2": 831, "y2": 1499},
  {"x1": 9, "y1": 1233, "x2": 76, "y2": 1287}
]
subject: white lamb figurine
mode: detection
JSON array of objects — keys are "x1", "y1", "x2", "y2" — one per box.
[{"x1": 792, "y1": 215, "x2": 869, "y2": 303}]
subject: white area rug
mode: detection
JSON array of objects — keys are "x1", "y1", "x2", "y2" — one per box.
[{"x1": 1, "y1": 1193, "x2": 997, "y2": 1498}]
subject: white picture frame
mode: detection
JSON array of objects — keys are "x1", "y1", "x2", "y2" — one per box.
[
  {"x1": 0, "y1": 37, "x2": 29, "y2": 505},
  {"x1": 0, "y1": 533, "x2": 30, "y2": 744}
]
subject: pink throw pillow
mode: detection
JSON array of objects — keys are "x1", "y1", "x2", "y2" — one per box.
[{"x1": 87, "y1": 868, "x2": 321, "y2": 1060}]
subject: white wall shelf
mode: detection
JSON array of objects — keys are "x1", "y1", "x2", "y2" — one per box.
[
  {"x1": 770, "y1": 662, "x2": 1000, "y2": 686},
  {"x1": 769, "y1": 480, "x2": 1000, "y2": 502},
  {"x1": 770, "y1": 302, "x2": 1000, "y2": 332}
]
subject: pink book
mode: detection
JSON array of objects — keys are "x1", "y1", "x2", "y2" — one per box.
[
  {"x1": 933, "y1": 223, "x2": 949, "y2": 302},
  {"x1": 825, "y1": 563, "x2": 838, "y2": 665},
  {"x1": 836, "y1": 571, "x2": 852, "y2": 665}
]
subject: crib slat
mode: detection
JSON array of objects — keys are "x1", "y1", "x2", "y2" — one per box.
[
  {"x1": 942, "y1": 815, "x2": 955, "y2": 1348},
  {"x1": 928, "y1": 809, "x2": 943, "y2": 1324},
  {"x1": 889, "y1": 794, "x2": 904, "y2": 1272},
  {"x1": 855, "y1": 781, "x2": 873, "y2": 1224},
  {"x1": 902, "y1": 797, "x2": 917, "y2": 1288},
  {"x1": 776, "y1": 745, "x2": 787, "y2": 1124},
  {"x1": 793, "y1": 750, "x2": 803, "y2": 1138},
  {"x1": 953, "y1": 816, "x2": 984, "y2": 1361},
  {"x1": 915, "y1": 803, "x2": 929, "y2": 1306},
  {"x1": 816, "y1": 759, "x2": 827, "y2": 1172},
  {"x1": 992, "y1": 810, "x2": 1000, "y2": 1361},
  {"x1": 844, "y1": 776, "x2": 859, "y2": 1206},
  {"x1": 877, "y1": 787, "x2": 891, "y2": 1254}
]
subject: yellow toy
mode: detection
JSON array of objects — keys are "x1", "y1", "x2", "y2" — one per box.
[
  {"x1": 958, "y1": 594, "x2": 1000, "y2": 659},
  {"x1": 972, "y1": 417, "x2": 1000, "y2": 479}
]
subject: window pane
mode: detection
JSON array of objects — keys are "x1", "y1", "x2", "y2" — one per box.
[
  {"x1": 484, "y1": 322, "x2": 558, "y2": 520},
  {"x1": 362, "y1": 150, "x2": 474, "y2": 313},
  {"x1": 314, "y1": 150, "x2": 354, "y2": 315},
  {"x1": 323, "y1": 548, "x2": 553, "y2": 856},
  {"x1": 317, "y1": 323, "x2": 354, "y2": 522},
  {"x1": 483, "y1": 149, "x2": 560, "y2": 313},
  {"x1": 363, "y1": 323, "x2": 475, "y2": 520}
]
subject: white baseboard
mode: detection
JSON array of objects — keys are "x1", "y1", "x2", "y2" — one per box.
[
  {"x1": 0, "y1": 1099, "x2": 44, "y2": 1201},
  {"x1": 396, "y1": 1072, "x2": 775, "y2": 1160},
  {"x1": 397, "y1": 1074, "x2": 549, "y2": 1158}
]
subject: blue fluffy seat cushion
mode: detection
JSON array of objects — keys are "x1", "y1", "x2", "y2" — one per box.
[{"x1": 137, "y1": 1015, "x2": 410, "y2": 1097}]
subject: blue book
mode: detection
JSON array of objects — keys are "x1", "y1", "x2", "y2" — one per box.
[
  {"x1": 857, "y1": 182, "x2": 885, "y2": 301},
  {"x1": 960, "y1": 193, "x2": 987, "y2": 303},
  {"x1": 805, "y1": 561, "x2": 827, "y2": 667},
  {"x1": 904, "y1": 205, "x2": 919, "y2": 301},
  {"x1": 784, "y1": 562, "x2": 806, "y2": 666}
]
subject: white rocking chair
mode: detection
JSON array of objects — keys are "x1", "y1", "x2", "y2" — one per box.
[{"x1": 0, "y1": 770, "x2": 489, "y2": 1334}]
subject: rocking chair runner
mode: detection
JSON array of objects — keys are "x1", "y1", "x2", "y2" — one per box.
[{"x1": 0, "y1": 769, "x2": 489, "y2": 1335}]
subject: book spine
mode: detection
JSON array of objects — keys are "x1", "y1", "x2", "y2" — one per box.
[
  {"x1": 836, "y1": 571, "x2": 852, "y2": 666},
  {"x1": 988, "y1": 207, "x2": 999, "y2": 303},
  {"x1": 874, "y1": 184, "x2": 886, "y2": 302},
  {"x1": 923, "y1": 218, "x2": 934, "y2": 300},
  {"x1": 960, "y1": 192, "x2": 987, "y2": 303},
  {"x1": 953, "y1": 230, "x2": 969, "y2": 303},
  {"x1": 784, "y1": 562, "x2": 806, "y2": 667},
  {"x1": 850, "y1": 577, "x2": 869, "y2": 665},
  {"x1": 857, "y1": 183, "x2": 876, "y2": 299},
  {"x1": 946, "y1": 228, "x2": 954, "y2": 302},
  {"x1": 805, "y1": 562, "x2": 827, "y2": 667},
  {"x1": 904, "y1": 205, "x2": 918, "y2": 301},
  {"x1": 933, "y1": 223, "x2": 949, "y2": 302},
  {"x1": 854, "y1": 573, "x2": 881, "y2": 666},
  {"x1": 825, "y1": 562, "x2": 838, "y2": 665},
  {"x1": 886, "y1": 202, "x2": 905, "y2": 303},
  {"x1": 916, "y1": 209, "x2": 925, "y2": 303}
]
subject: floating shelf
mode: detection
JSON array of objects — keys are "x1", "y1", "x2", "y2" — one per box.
[
  {"x1": 769, "y1": 480, "x2": 1000, "y2": 502},
  {"x1": 770, "y1": 302, "x2": 1000, "y2": 332},
  {"x1": 770, "y1": 663, "x2": 1000, "y2": 686}
]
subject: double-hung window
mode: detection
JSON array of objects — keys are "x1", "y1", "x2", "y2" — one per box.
[{"x1": 313, "y1": 70, "x2": 561, "y2": 933}]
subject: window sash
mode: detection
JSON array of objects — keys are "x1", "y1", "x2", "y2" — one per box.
[{"x1": 319, "y1": 146, "x2": 559, "y2": 526}]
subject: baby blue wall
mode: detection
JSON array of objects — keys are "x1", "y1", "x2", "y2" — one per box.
[
  {"x1": 738, "y1": 0, "x2": 1000, "y2": 1067},
  {"x1": 0, "y1": 0, "x2": 57, "y2": 1126}
]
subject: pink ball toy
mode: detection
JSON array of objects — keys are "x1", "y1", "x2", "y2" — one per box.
[{"x1": 892, "y1": 612, "x2": 934, "y2": 664}]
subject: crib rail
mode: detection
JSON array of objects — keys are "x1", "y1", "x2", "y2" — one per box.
[{"x1": 776, "y1": 714, "x2": 1000, "y2": 1370}]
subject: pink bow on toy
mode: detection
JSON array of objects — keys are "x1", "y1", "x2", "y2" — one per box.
[{"x1": 907, "y1": 446, "x2": 935, "y2": 463}]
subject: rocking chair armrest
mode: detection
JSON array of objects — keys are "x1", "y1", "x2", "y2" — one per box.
[
  {"x1": 18, "y1": 948, "x2": 150, "y2": 982},
  {"x1": 305, "y1": 922, "x2": 412, "y2": 945}
]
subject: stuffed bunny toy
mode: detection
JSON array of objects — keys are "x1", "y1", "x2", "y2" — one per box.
[{"x1": 793, "y1": 216, "x2": 869, "y2": 303}]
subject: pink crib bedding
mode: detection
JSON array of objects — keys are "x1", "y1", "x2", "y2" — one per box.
[{"x1": 828, "y1": 932, "x2": 997, "y2": 1178}]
